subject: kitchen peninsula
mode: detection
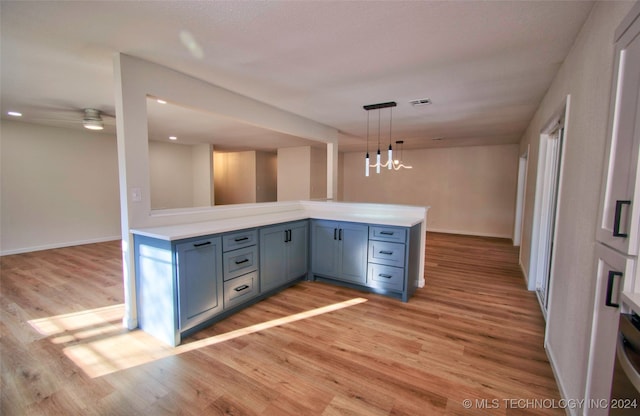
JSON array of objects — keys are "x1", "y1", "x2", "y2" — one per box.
[{"x1": 131, "y1": 201, "x2": 428, "y2": 346}]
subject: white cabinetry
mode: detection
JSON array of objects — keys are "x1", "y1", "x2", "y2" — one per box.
[
  {"x1": 586, "y1": 244, "x2": 636, "y2": 413},
  {"x1": 596, "y1": 7, "x2": 640, "y2": 257},
  {"x1": 587, "y1": 5, "x2": 640, "y2": 414}
]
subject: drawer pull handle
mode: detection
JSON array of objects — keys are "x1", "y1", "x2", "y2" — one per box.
[
  {"x1": 193, "y1": 241, "x2": 211, "y2": 247},
  {"x1": 234, "y1": 236, "x2": 249, "y2": 242},
  {"x1": 234, "y1": 258, "x2": 249, "y2": 265},
  {"x1": 379, "y1": 250, "x2": 393, "y2": 255},
  {"x1": 613, "y1": 200, "x2": 631, "y2": 237},
  {"x1": 234, "y1": 284, "x2": 250, "y2": 292},
  {"x1": 606, "y1": 270, "x2": 623, "y2": 308},
  {"x1": 380, "y1": 231, "x2": 394, "y2": 235},
  {"x1": 379, "y1": 273, "x2": 393, "y2": 279}
]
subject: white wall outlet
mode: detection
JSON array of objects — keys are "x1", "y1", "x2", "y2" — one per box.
[{"x1": 131, "y1": 187, "x2": 142, "y2": 202}]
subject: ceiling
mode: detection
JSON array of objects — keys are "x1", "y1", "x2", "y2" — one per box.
[{"x1": 0, "y1": 1, "x2": 595, "y2": 152}]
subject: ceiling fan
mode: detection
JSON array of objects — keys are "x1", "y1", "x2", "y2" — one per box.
[{"x1": 12, "y1": 103, "x2": 116, "y2": 132}]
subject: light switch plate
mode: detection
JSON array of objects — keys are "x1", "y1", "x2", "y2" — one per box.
[{"x1": 131, "y1": 187, "x2": 142, "y2": 202}]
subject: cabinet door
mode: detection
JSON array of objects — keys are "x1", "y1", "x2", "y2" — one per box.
[
  {"x1": 597, "y1": 18, "x2": 640, "y2": 255},
  {"x1": 259, "y1": 224, "x2": 288, "y2": 293},
  {"x1": 286, "y1": 222, "x2": 308, "y2": 281},
  {"x1": 339, "y1": 222, "x2": 368, "y2": 284},
  {"x1": 311, "y1": 220, "x2": 340, "y2": 276},
  {"x1": 176, "y1": 237, "x2": 223, "y2": 331},
  {"x1": 585, "y1": 244, "x2": 636, "y2": 416}
]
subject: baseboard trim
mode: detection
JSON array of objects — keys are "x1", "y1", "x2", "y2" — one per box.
[
  {"x1": 520, "y1": 260, "x2": 531, "y2": 289},
  {"x1": 427, "y1": 227, "x2": 512, "y2": 240},
  {"x1": 1, "y1": 235, "x2": 121, "y2": 256},
  {"x1": 546, "y1": 344, "x2": 575, "y2": 416}
]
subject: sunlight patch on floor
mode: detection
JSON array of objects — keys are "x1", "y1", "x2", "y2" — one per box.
[{"x1": 27, "y1": 297, "x2": 368, "y2": 378}]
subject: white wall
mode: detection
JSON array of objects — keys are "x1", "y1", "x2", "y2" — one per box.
[
  {"x1": 255, "y1": 151, "x2": 277, "y2": 203},
  {"x1": 149, "y1": 142, "x2": 213, "y2": 209},
  {"x1": 341, "y1": 144, "x2": 519, "y2": 238},
  {"x1": 311, "y1": 146, "x2": 327, "y2": 200},
  {"x1": 0, "y1": 120, "x2": 120, "y2": 254},
  {"x1": 213, "y1": 150, "x2": 257, "y2": 205},
  {"x1": 192, "y1": 144, "x2": 213, "y2": 207},
  {"x1": 149, "y1": 141, "x2": 194, "y2": 210},
  {"x1": 517, "y1": 1, "x2": 635, "y2": 407},
  {"x1": 278, "y1": 146, "x2": 311, "y2": 201}
]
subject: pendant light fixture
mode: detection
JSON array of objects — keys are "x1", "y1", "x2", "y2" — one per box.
[
  {"x1": 388, "y1": 106, "x2": 393, "y2": 170},
  {"x1": 392, "y1": 140, "x2": 413, "y2": 170},
  {"x1": 363, "y1": 101, "x2": 397, "y2": 175},
  {"x1": 365, "y1": 111, "x2": 370, "y2": 177}
]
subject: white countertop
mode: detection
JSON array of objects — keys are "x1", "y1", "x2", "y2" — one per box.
[
  {"x1": 131, "y1": 201, "x2": 427, "y2": 241},
  {"x1": 622, "y1": 292, "x2": 640, "y2": 314}
]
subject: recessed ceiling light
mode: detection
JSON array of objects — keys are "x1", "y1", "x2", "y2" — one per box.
[
  {"x1": 7, "y1": 111, "x2": 22, "y2": 117},
  {"x1": 432, "y1": 136, "x2": 445, "y2": 141},
  {"x1": 409, "y1": 98, "x2": 432, "y2": 106},
  {"x1": 169, "y1": 136, "x2": 177, "y2": 141},
  {"x1": 157, "y1": 99, "x2": 167, "y2": 104}
]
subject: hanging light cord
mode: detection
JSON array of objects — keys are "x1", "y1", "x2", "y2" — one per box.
[{"x1": 366, "y1": 111, "x2": 370, "y2": 155}]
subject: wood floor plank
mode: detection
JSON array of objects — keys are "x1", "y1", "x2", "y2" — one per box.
[{"x1": 1, "y1": 233, "x2": 562, "y2": 415}]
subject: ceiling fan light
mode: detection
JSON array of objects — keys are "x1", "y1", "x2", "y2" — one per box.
[
  {"x1": 83, "y1": 119, "x2": 104, "y2": 130},
  {"x1": 82, "y1": 108, "x2": 104, "y2": 130}
]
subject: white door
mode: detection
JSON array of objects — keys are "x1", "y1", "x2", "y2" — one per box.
[
  {"x1": 536, "y1": 127, "x2": 564, "y2": 312},
  {"x1": 596, "y1": 14, "x2": 640, "y2": 256}
]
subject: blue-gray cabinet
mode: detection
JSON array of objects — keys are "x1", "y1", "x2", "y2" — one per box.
[
  {"x1": 134, "y1": 217, "x2": 420, "y2": 346},
  {"x1": 311, "y1": 221, "x2": 421, "y2": 302},
  {"x1": 134, "y1": 234, "x2": 223, "y2": 346},
  {"x1": 222, "y1": 229, "x2": 259, "y2": 309},
  {"x1": 259, "y1": 220, "x2": 309, "y2": 293},
  {"x1": 367, "y1": 226, "x2": 407, "y2": 295},
  {"x1": 311, "y1": 220, "x2": 369, "y2": 285},
  {"x1": 176, "y1": 236, "x2": 223, "y2": 331}
]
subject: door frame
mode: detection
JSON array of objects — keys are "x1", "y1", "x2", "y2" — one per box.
[
  {"x1": 528, "y1": 96, "x2": 570, "y2": 317},
  {"x1": 513, "y1": 145, "x2": 529, "y2": 247}
]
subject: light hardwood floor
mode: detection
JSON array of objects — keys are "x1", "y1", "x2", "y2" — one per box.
[{"x1": 1, "y1": 233, "x2": 562, "y2": 415}]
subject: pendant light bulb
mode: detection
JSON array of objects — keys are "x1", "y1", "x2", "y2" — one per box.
[
  {"x1": 365, "y1": 153, "x2": 370, "y2": 177},
  {"x1": 388, "y1": 145, "x2": 393, "y2": 170},
  {"x1": 376, "y1": 150, "x2": 381, "y2": 174}
]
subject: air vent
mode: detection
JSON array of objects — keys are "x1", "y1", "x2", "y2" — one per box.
[{"x1": 409, "y1": 98, "x2": 432, "y2": 106}]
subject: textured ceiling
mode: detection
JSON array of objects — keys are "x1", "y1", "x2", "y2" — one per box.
[{"x1": 0, "y1": 1, "x2": 595, "y2": 151}]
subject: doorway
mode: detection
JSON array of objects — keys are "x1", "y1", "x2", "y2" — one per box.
[
  {"x1": 513, "y1": 146, "x2": 529, "y2": 247},
  {"x1": 528, "y1": 98, "x2": 569, "y2": 317}
]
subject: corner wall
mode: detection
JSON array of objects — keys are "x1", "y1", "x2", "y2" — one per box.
[
  {"x1": 341, "y1": 144, "x2": 519, "y2": 238},
  {"x1": 0, "y1": 120, "x2": 121, "y2": 254},
  {"x1": 517, "y1": 1, "x2": 635, "y2": 407}
]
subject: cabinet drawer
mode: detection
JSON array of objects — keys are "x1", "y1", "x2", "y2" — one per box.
[
  {"x1": 223, "y1": 245, "x2": 258, "y2": 281},
  {"x1": 223, "y1": 229, "x2": 258, "y2": 252},
  {"x1": 369, "y1": 226, "x2": 406, "y2": 243},
  {"x1": 224, "y1": 272, "x2": 258, "y2": 310},
  {"x1": 368, "y1": 241, "x2": 405, "y2": 267},
  {"x1": 368, "y1": 263, "x2": 404, "y2": 292}
]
